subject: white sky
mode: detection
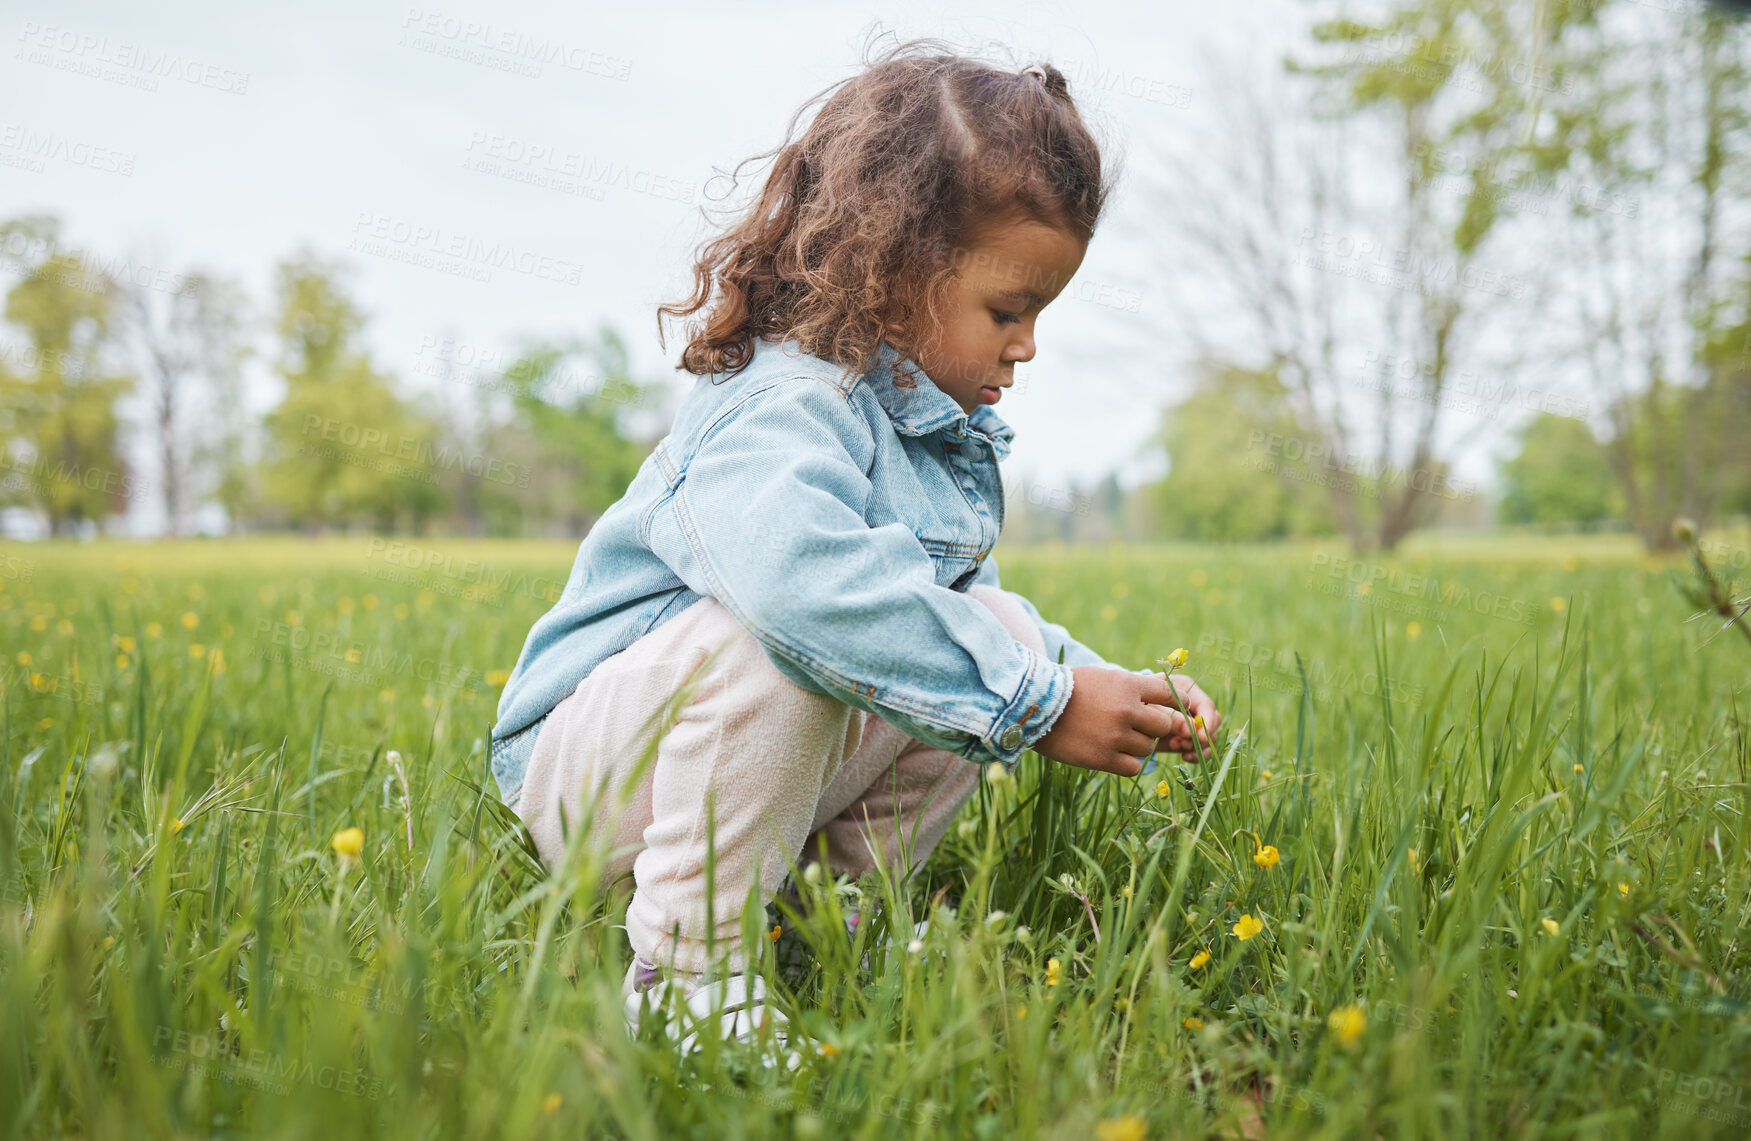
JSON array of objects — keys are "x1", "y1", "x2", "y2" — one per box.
[{"x1": 1, "y1": 0, "x2": 1400, "y2": 535}]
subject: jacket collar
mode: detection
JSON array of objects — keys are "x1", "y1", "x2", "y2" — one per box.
[{"x1": 856, "y1": 339, "x2": 1015, "y2": 459}]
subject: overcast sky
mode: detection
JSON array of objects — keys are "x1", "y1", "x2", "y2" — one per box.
[{"x1": 4, "y1": 0, "x2": 1323, "y2": 534}]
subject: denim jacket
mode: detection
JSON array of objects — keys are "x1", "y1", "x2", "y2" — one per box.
[{"x1": 489, "y1": 334, "x2": 1149, "y2": 806}]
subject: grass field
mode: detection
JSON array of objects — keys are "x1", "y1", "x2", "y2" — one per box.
[{"x1": 1, "y1": 531, "x2": 1748, "y2": 1139}]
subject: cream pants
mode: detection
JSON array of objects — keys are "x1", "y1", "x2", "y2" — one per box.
[{"x1": 511, "y1": 585, "x2": 1047, "y2": 974}]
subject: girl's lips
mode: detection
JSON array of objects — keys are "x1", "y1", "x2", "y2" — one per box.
[{"x1": 979, "y1": 386, "x2": 1003, "y2": 403}]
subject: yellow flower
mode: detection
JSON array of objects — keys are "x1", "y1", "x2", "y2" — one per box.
[
  {"x1": 543, "y1": 1093, "x2": 562, "y2": 1115},
  {"x1": 1163, "y1": 647, "x2": 1188, "y2": 669},
  {"x1": 171, "y1": 818, "x2": 185, "y2": 834},
  {"x1": 1182, "y1": 1016, "x2": 1203, "y2": 1030},
  {"x1": 189, "y1": 644, "x2": 206, "y2": 659},
  {"x1": 1328, "y1": 1004, "x2": 1365, "y2": 1046},
  {"x1": 118, "y1": 636, "x2": 135, "y2": 653},
  {"x1": 1015, "y1": 1004, "x2": 1028, "y2": 1020},
  {"x1": 1156, "y1": 780, "x2": 1171, "y2": 799},
  {"x1": 35, "y1": 717, "x2": 54, "y2": 731},
  {"x1": 29, "y1": 615, "x2": 46, "y2": 631},
  {"x1": 181, "y1": 611, "x2": 199, "y2": 630},
  {"x1": 1406, "y1": 621, "x2": 1421, "y2": 638},
  {"x1": 1550, "y1": 597, "x2": 1567, "y2": 613},
  {"x1": 284, "y1": 610, "x2": 302, "y2": 625},
  {"x1": 1095, "y1": 1115, "x2": 1147, "y2": 1141},
  {"x1": 56, "y1": 618, "x2": 73, "y2": 636},
  {"x1": 1408, "y1": 847, "x2": 1421, "y2": 874},
  {"x1": 338, "y1": 596, "x2": 355, "y2": 614},
  {"x1": 146, "y1": 622, "x2": 163, "y2": 638},
  {"x1": 1045, "y1": 957, "x2": 1062, "y2": 986},
  {"x1": 1122, "y1": 884, "x2": 1133, "y2": 900},
  {"x1": 210, "y1": 649, "x2": 226, "y2": 675},
  {"x1": 816, "y1": 1042, "x2": 840, "y2": 1057},
  {"x1": 486, "y1": 668, "x2": 512, "y2": 687},
  {"x1": 1617, "y1": 882, "x2": 1630, "y2": 899},
  {"x1": 768, "y1": 924, "x2": 782, "y2": 943},
  {"x1": 344, "y1": 647, "x2": 361, "y2": 664},
  {"x1": 331, "y1": 827, "x2": 365, "y2": 861},
  {"x1": 14, "y1": 651, "x2": 29, "y2": 666},
  {"x1": 1231, "y1": 914, "x2": 1263, "y2": 941},
  {"x1": 362, "y1": 594, "x2": 379, "y2": 610},
  {"x1": 1193, "y1": 715, "x2": 1205, "y2": 730},
  {"x1": 1100, "y1": 604, "x2": 1119, "y2": 623},
  {"x1": 1260, "y1": 769, "x2": 1273, "y2": 782},
  {"x1": 1189, "y1": 950, "x2": 1210, "y2": 970},
  {"x1": 1540, "y1": 917, "x2": 1560, "y2": 937},
  {"x1": 116, "y1": 654, "x2": 130, "y2": 670},
  {"x1": 1253, "y1": 844, "x2": 1280, "y2": 870}
]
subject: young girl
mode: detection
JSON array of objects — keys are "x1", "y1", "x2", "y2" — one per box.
[{"x1": 490, "y1": 40, "x2": 1220, "y2": 1051}]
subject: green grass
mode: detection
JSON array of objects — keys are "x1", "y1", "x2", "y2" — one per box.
[{"x1": 1, "y1": 532, "x2": 1748, "y2": 1139}]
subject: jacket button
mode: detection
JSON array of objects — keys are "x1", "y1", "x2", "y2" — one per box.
[
  {"x1": 998, "y1": 725, "x2": 1024, "y2": 751},
  {"x1": 962, "y1": 443, "x2": 983, "y2": 462}
]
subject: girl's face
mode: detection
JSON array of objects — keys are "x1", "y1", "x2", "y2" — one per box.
[{"x1": 898, "y1": 214, "x2": 1088, "y2": 416}]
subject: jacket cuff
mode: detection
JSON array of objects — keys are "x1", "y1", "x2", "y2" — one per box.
[{"x1": 975, "y1": 652, "x2": 1075, "y2": 769}]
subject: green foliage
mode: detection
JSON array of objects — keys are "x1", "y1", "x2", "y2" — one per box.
[
  {"x1": 0, "y1": 218, "x2": 137, "y2": 533},
  {"x1": 3, "y1": 535, "x2": 1747, "y2": 1138},
  {"x1": 1499, "y1": 413, "x2": 1619, "y2": 525},
  {"x1": 1151, "y1": 365, "x2": 1334, "y2": 543},
  {"x1": 260, "y1": 253, "x2": 447, "y2": 532}
]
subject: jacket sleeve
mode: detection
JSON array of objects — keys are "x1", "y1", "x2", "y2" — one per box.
[
  {"x1": 969, "y1": 553, "x2": 1158, "y2": 677},
  {"x1": 643, "y1": 376, "x2": 1072, "y2": 768}
]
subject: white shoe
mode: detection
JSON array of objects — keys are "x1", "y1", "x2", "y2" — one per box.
[{"x1": 622, "y1": 956, "x2": 802, "y2": 1070}]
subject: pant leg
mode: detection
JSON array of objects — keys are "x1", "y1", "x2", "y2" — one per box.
[
  {"x1": 802, "y1": 584, "x2": 1049, "y2": 881},
  {"x1": 511, "y1": 595, "x2": 865, "y2": 976}
]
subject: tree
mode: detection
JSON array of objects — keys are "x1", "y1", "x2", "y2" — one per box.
[
  {"x1": 260, "y1": 251, "x2": 445, "y2": 532},
  {"x1": 477, "y1": 326, "x2": 654, "y2": 537},
  {"x1": 127, "y1": 269, "x2": 251, "y2": 535},
  {"x1": 1498, "y1": 412, "x2": 1619, "y2": 525},
  {"x1": 0, "y1": 215, "x2": 137, "y2": 535},
  {"x1": 1139, "y1": 1, "x2": 1607, "y2": 551},
  {"x1": 1151, "y1": 362, "x2": 1336, "y2": 542},
  {"x1": 1532, "y1": 3, "x2": 1751, "y2": 548}
]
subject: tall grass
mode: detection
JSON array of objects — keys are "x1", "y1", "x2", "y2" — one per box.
[{"x1": 0, "y1": 534, "x2": 1747, "y2": 1139}]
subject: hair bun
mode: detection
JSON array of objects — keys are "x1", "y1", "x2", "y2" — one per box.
[{"x1": 1019, "y1": 63, "x2": 1068, "y2": 100}]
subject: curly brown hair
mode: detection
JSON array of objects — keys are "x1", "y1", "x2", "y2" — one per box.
[{"x1": 656, "y1": 34, "x2": 1118, "y2": 385}]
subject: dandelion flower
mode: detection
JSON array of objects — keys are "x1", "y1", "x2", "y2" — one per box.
[
  {"x1": 817, "y1": 1042, "x2": 840, "y2": 1057},
  {"x1": 1540, "y1": 917, "x2": 1560, "y2": 937},
  {"x1": 768, "y1": 924, "x2": 782, "y2": 943},
  {"x1": 1260, "y1": 769, "x2": 1273, "y2": 782},
  {"x1": 1253, "y1": 844, "x2": 1280, "y2": 870},
  {"x1": 1095, "y1": 1115, "x2": 1147, "y2": 1141},
  {"x1": 181, "y1": 611, "x2": 199, "y2": 630},
  {"x1": 543, "y1": 1093, "x2": 562, "y2": 1115},
  {"x1": 146, "y1": 622, "x2": 162, "y2": 639},
  {"x1": 1328, "y1": 1005, "x2": 1365, "y2": 1046},
  {"x1": 1572, "y1": 763, "x2": 1584, "y2": 774},
  {"x1": 1232, "y1": 914, "x2": 1263, "y2": 941},
  {"x1": 1617, "y1": 882, "x2": 1630, "y2": 899},
  {"x1": 189, "y1": 644, "x2": 206, "y2": 659},
  {"x1": 1193, "y1": 715, "x2": 1205, "y2": 730},
  {"x1": 331, "y1": 826, "x2": 364, "y2": 862},
  {"x1": 1189, "y1": 950, "x2": 1210, "y2": 970},
  {"x1": 1046, "y1": 957, "x2": 1062, "y2": 986},
  {"x1": 1156, "y1": 780, "x2": 1171, "y2": 799},
  {"x1": 1183, "y1": 1016, "x2": 1203, "y2": 1031}
]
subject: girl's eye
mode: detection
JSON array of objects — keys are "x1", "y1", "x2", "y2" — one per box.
[{"x1": 992, "y1": 310, "x2": 1022, "y2": 326}]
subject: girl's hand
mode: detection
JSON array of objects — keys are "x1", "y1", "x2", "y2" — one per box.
[{"x1": 1033, "y1": 668, "x2": 1218, "y2": 777}]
